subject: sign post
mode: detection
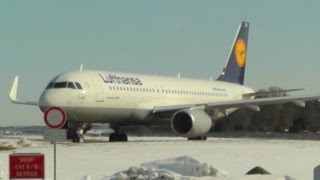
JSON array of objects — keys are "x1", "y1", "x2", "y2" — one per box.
[
  {"x1": 44, "y1": 129, "x2": 66, "y2": 180},
  {"x1": 43, "y1": 107, "x2": 67, "y2": 180}
]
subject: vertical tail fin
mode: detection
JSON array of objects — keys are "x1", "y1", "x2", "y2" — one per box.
[{"x1": 217, "y1": 22, "x2": 249, "y2": 85}]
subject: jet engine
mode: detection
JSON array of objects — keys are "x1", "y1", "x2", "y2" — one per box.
[{"x1": 171, "y1": 109, "x2": 212, "y2": 139}]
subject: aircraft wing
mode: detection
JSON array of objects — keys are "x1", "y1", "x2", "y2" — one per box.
[
  {"x1": 153, "y1": 94, "x2": 320, "y2": 114},
  {"x1": 242, "y1": 88, "x2": 306, "y2": 98},
  {"x1": 9, "y1": 76, "x2": 39, "y2": 106}
]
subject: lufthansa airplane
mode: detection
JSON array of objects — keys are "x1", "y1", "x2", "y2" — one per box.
[{"x1": 9, "y1": 22, "x2": 320, "y2": 142}]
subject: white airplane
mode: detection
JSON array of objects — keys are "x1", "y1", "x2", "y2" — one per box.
[{"x1": 9, "y1": 22, "x2": 320, "y2": 142}]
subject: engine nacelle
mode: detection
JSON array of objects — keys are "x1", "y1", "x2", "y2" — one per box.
[{"x1": 171, "y1": 109, "x2": 212, "y2": 138}]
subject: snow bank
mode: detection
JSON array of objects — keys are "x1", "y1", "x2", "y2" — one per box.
[
  {"x1": 142, "y1": 156, "x2": 228, "y2": 177},
  {"x1": 0, "y1": 171, "x2": 4, "y2": 180},
  {"x1": 0, "y1": 142, "x2": 16, "y2": 149},
  {"x1": 104, "y1": 156, "x2": 227, "y2": 180},
  {"x1": 0, "y1": 138, "x2": 35, "y2": 149},
  {"x1": 108, "y1": 166, "x2": 181, "y2": 180},
  {"x1": 221, "y1": 175, "x2": 296, "y2": 180},
  {"x1": 103, "y1": 156, "x2": 296, "y2": 180},
  {"x1": 81, "y1": 175, "x2": 91, "y2": 180},
  {"x1": 16, "y1": 138, "x2": 36, "y2": 147}
]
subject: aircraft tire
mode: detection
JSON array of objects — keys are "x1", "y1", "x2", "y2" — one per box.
[
  {"x1": 72, "y1": 136, "x2": 80, "y2": 143},
  {"x1": 109, "y1": 133, "x2": 128, "y2": 142},
  {"x1": 119, "y1": 133, "x2": 128, "y2": 142},
  {"x1": 67, "y1": 126, "x2": 82, "y2": 143},
  {"x1": 109, "y1": 133, "x2": 118, "y2": 142}
]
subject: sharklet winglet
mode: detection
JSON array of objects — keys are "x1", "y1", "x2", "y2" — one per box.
[{"x1": 9, "y1": 76, "x2": 38, "y2": 106}]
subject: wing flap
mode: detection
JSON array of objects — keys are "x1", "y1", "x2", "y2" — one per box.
[
  {"x1": 153, "y1": 94, "x2": 320, "y2": 114},
  {"x1": 242, "y1": 88, "x2": 306, "y2": 98},
  {"x1": 206, "y1": 95, "x2": 319, "y2": 108}
]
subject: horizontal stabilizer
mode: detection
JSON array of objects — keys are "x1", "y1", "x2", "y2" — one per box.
[
  {"x1": 243, "y1": 88, "x2": 306, "y2": 98},
  {"x1": 9, "y1": 76, "x2": 38, "y2": 106}
]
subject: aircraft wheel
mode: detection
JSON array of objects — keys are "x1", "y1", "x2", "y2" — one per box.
[
  {"x1": 109, "y1": 133, "x2": 128, "y2": 142},
  {"x1": 119, "y1": 133, "x2": 128, "y2": 142},
  {"x1": 72, "y1": 136, "x2": 80, "y2": 143},
  {"x1": 109, "y1": 133, "x2": 117, "y2": 142}
]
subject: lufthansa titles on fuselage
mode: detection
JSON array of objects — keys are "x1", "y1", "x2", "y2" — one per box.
[{"x1": 99, "y1": 73, "x2": 143, "y2": 86}]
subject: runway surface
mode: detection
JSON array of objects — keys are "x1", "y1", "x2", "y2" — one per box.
[{"x1": 0, "y1": 135, "x2": 319, "y2": 179}]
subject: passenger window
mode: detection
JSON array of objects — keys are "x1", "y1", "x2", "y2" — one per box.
[
  {"x1": 75, "y1": 82, "x2": 83, "y2": 89},
  {"x1": 54, "y1": 82, "x2": 67, "y2": 88},
  {"x1": 67, "y1": 82, "x2": 76, "y2": 89}
]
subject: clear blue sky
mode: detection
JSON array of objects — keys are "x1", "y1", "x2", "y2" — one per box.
[{"x1": 1, "y1": 1, "x2": 320, "y2": 126}]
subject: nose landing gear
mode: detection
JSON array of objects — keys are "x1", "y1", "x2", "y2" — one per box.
[
  {"x1": 66, "y1": 122, "x2": 92, "y2": 143},
  {"x1": 66, "y1": 122, "x2": 128, "y2": 142}
]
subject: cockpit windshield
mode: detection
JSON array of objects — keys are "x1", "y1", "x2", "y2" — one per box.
[
  {"x1": 46, "y1": 81, "x2": 83, "y2": 90},
  {"x1": 54, "y1": 82, "x2": 68, "y2": 88},
  {"x1": 67, "y1": 82, "x2": 76, "y2": 89},
  {"x1": 46, "y1": 82, "x2": 55, "y2": 89},
  {"x1": 75, "y1": 82, "x2": 83, "y2": 89}
]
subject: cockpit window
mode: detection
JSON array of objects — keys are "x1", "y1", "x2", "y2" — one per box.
[
  {"x1": 54, "y1": 82, "x2": 67, "y2": 88},
  {"x1": 75, "y1": 82, "x2": 83, "y2": 89},
  {"x1": 67, "y1": 82, "x2": 76, "y2": 89},
  {"x1": 46, "y1": 81, "x2": 82, "y2": 90},
  {"x1": 46, "y1": 82, "x2": 55, "y2": 89}
]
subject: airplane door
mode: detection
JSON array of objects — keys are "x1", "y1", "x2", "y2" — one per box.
[{"x1": 91, "y1": 75, "x2": 104, "y2": 102}]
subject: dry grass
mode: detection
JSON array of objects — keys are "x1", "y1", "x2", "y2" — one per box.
[{"x1": 0, "y1": 145, "x2": 16, "y2": 151}]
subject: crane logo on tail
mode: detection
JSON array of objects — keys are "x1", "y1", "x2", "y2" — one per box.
[{"x1": 235, "y1": 39, "x2": 246, "y2": 68}]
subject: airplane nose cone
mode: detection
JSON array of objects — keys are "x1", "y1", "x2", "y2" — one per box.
[
  {"x1": 39, "y1": 90, "x2": 65, "y2": 112},
  {"x1": 39, "y1": 93, "x2": 50, "y2": 112}
]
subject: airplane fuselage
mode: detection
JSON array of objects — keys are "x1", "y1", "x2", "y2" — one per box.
[
  {"x1": 39, "y1": 70, "x2": 254, "y2": 126},
  {"x1": 10, "y1": 22, "x2": 320, "y2": 142}
]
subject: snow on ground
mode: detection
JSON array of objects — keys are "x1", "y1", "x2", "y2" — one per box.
[
  {"x1": 105, "y1": 156, "x2": 228, "y2": 180},
  {"x1": 0, "y1": 136, "x2": 319, "y2": 179}
]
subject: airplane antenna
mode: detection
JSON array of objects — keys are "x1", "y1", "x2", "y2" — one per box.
[{"x1": 80, "y1": 64, "x2": 84, "y2": 71}]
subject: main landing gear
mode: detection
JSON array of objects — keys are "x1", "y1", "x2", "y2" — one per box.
[{"x1": 109, "y1": 125, "x2": 128, "y2": 142}]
